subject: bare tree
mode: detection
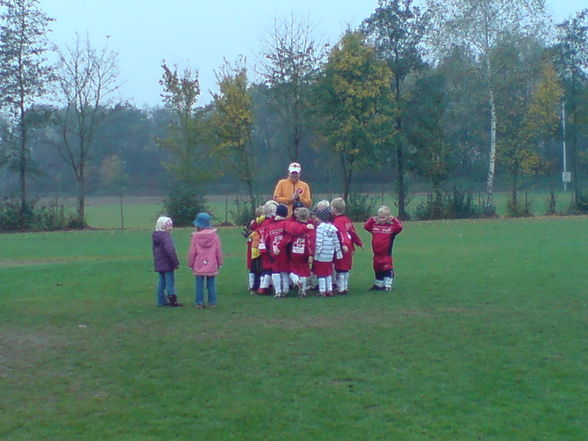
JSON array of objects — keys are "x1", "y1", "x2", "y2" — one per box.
[
  {"x1": 259, "y1": 15, "x2": 326, "y2": 161},
  {"x1": 0, "y1": 0, "x2": 53, "y2": 228},
  {"x1": 55, "y1": 34, "x2": 119, "y2": 227}
]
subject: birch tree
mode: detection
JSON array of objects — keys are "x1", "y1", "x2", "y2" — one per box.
[{"x1": 427, "y1": 0, "x2": 546, "y2": 214}]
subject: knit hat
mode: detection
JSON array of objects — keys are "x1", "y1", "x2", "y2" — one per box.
[
  {"x1": 193, "y1": 212, "x2": 212, "y2": 228},
  {"x1": 275, "y1": 204, "x2": 288, "y2": 218},
  {"x1": 292, "y1": 200, "x2": 305, "y2": 211},
  {"x1": 314, "y1": 206, "x2": 332, "y2": 222}
]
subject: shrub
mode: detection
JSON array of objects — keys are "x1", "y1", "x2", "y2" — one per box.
[
  {"x1": 230, "y1": 196, "x2": 257, "y2": 226},
  {"x1": 345, "y1": 194, "x2": 379, "y2": 222},
  {"x1": 162, "y1": 183, "x2": 207, "y2": 227},
  {"x1": 505, "y1": 193, "x2": 533, "y2": 218},
  {"x1": 0, "y1": 198, "x2": 77, "y2": 232},
  {"x1": 414, "y1": 189, "x2": 482, "y2": 220},
  {"x1": 567, "y1": 193, "x2": 588, "y2": 214}
]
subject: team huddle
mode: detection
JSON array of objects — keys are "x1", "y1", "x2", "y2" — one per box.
[
  {"x1": 152, "y1": 161, "x2": 403, "y2": 308},
  {"x1": 245, "y1": 198, "x2": 403, "y2": 298}
]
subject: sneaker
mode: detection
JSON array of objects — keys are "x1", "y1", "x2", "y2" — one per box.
[
  {"x1": 337, "y1": 290, "x2": 348, "y2": 296},
  {"x1": 384, "y1": 287, "x2": 392, "y2": 292},
  {"x1": 369, "y1": 285, "x2": 383, "y2": 291},
  {"x1": 196, "y1": 304, "x2": 206, "y2": 309},
  {"x1": 274, "y1": 292, "x2": 283, "y2": 298},
  {"x1": 325, "y1": 291, "x2": 333, "y2": 297},
  {"x1": 249, "y1": 290, "x2": 256, "y2": 296}
]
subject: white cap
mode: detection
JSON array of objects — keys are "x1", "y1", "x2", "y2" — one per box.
[{"x1": 288, "y1": 162, "x2": 301, "y2": 173}]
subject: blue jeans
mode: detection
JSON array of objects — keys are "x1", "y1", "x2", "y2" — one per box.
[
  {"x1": 195, "y1": 276, "x2": 216, "y2": 306},
  {"x1": 157, "y1": 271, "x2": 176, "y2": 306}
]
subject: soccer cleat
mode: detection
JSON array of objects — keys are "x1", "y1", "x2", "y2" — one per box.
[
  {"x1": 369, "y1": 285, "x2": 384, "y2": 291},
  {"x1": 325, "y1": 291, "x2": 333, "y2": 297}
]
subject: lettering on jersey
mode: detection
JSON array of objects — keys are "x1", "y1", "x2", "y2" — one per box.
[{"x1": 292, "y1": 237, "x2": 306, "y2": 254}]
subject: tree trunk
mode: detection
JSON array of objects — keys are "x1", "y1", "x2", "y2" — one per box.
[
  {"x1": 77, "y1": 164, "x2": 86, "y2": 227},
  {"x1": 19, "y1": 106, "x2": 27, "y2": 229},
  {"x1": 394, "y1": 77, "x2": 408, "y2": 220},
  {"x1": 485, "y1": 86, "x2": 497, "y2": 214}
]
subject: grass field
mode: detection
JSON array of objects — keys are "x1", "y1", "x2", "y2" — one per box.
[{"x1": 1, "y1": 215, "x2": 587, "y2": 440}]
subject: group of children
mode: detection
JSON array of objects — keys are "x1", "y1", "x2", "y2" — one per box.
[
  {"x1": 151, "y1": 200, "x2": 403, "y2": 308},
  {"x1": 152, "y1": 212, "x2": 223, "y2": 308},
  {"x1": 245, "y1": 198, "x2": 403, "y2": 298}
]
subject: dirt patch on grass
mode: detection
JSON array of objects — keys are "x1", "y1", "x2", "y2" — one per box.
[{"x1": 0, "y1": 329, "x2": 70, "y2": 379}]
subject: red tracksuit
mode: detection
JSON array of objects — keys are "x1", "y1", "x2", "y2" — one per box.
[{"x1": 363, "y1": 216, "x2": 403, "y2": 272}]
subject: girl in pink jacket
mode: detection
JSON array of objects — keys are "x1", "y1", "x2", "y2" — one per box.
[{"x1": 187, "y1": 213, "x2": 223, "y2": 309}]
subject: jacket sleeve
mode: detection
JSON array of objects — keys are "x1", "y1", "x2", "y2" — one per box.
[
  {"x1": 391, "y1": 217, "x2": 403, "y2": 234},
  {"x1": 349, "y1": 225, "x2": 363, "y2": 247},
  {"x1": 364, "y1": 216, "x2": 375, "y2": 233},
  {"x1": 273, "y1": 180, "x2": 290, "y2": 204},
  {"x1": 164, "y1": 234, "x2": 180, "y2": 268},
  {"x1": 187, "y1": 234, "x2": 196, "y2": 268},
  {"x1": 215, "y1": 234, "x2": 224, "y2": 267},
  {"x1": 314, "y1": 225, "x2": 324, "y2": 256}
]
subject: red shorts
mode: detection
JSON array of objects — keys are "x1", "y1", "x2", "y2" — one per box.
[
  {"x1": 313, "y1": 260, "x2": 333, "y2": 277},
  {"x1": 334, "y1": 252, "x2": 353, "y2": 272},
  {"x1": 290, "y1": 258, "x2": 311, "y2": 277}
]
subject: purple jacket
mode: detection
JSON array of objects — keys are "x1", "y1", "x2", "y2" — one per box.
[
  {"x1": 152, "y1": 231, "x2": 180, "y2": 272},
  {"x1": 187, "y1": 229, "x2": 223, "y2": 276}
]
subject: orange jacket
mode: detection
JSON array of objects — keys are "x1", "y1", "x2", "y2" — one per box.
[{"x1": 273, "y1": 178, "x2": 312, "y2": 216}]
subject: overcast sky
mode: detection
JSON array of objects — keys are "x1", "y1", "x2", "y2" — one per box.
[{"x1": 41, "y1": 0, "x2": 586, "y2": 108}]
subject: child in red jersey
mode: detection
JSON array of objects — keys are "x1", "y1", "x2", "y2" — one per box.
[
  {"x1": 363, "y1": 205, "x2": 403, "y2": 291},
  {"x1": 265, "y1": 203, "x2": 290, "y2": 298},
  {"x1": 331, "y1": 198, "x2": 363, "y2": 295},
  {"x1": 281, "y1": 207, "x2": 315, "y2": 297}
]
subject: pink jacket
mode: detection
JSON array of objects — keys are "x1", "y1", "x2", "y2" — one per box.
[{"x1": 187, "y1": 229, "x2": 224, "y2": 276}]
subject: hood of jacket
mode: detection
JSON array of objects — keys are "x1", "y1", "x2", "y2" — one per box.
[
  {"x1": 193, "y1": 229, "x2": 217, "y2": 248},
  {"x1": 152, "y1": 230, "x2": 168, "y2": 245}
]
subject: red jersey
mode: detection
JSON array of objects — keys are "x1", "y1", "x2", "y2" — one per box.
[
  {"x1": 265, "y1": 218, "x2": 289, "y2": 272},
  {"x1": 333, "y1": 214, "x2": 363, "y2": 271}
]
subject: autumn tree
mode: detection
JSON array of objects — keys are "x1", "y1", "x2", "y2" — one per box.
[
  {"x1": 493, "y1": 39, "x2": 562, "y2": 214},
  {"x1": 0, "y1": 0, "x2": 53, "y2": 228},
  {"x1": 363, "y1": 0, "x2": 427, "y2": 219},
  {"x1": 405, "y1": 67, "x2": 451, "y2": 213},
  {"x1": 259, "y1": 15, "x2": 325, "y2": 162},
  {"x1": 427, "y1": 0, "x2": 547, "y2": 214},
  {"x1": 158, "y1": 62, "x2": 210, "y2": 226},
  {"x1": 55, "y1": 34, "x2": 119, "y2": 227},
  {"x1": 314, "y1": 31, "x2": 396, "y2": 201},
  {"x1": 211, "y1": 60, "x2": 257, "y2": 212}
]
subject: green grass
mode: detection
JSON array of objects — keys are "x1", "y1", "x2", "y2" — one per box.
[{"x1": 1, "y1": 216, "x2": 587, "y2": 440}]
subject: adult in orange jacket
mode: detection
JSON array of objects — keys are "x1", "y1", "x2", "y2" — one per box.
[{"x1": 273, "y1": 162, "x2": 312, "y2": 217}]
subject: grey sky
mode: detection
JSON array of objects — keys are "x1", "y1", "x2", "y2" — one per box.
[{"x1": 41, "y1": 0, "x2": 585, "y2": 108}]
